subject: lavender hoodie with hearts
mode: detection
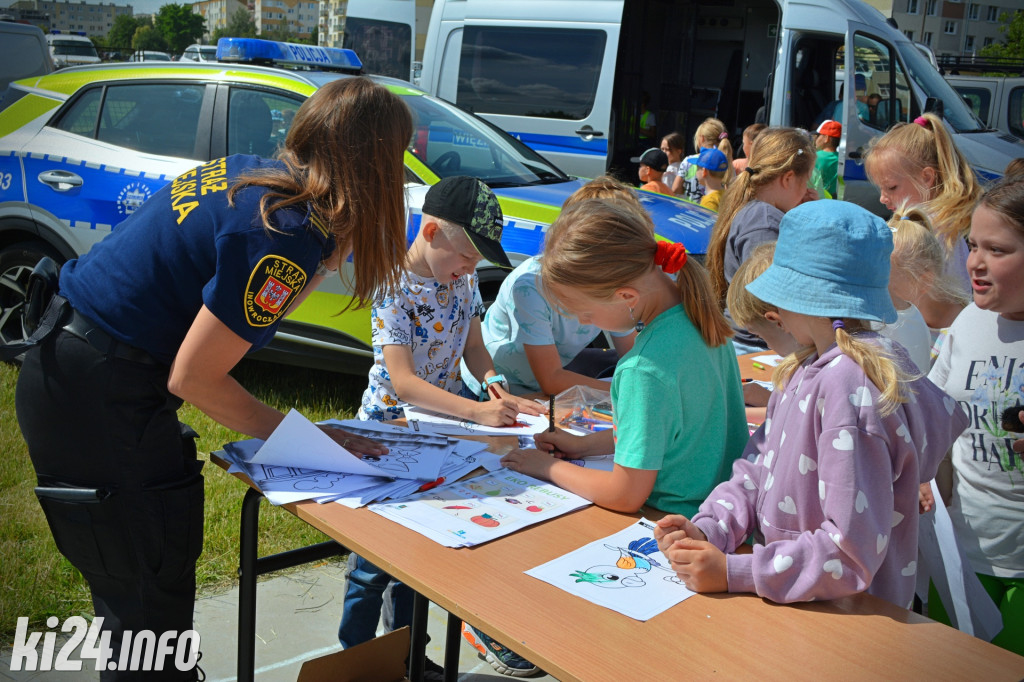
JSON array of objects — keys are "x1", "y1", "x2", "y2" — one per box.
[{"x1": 691, "y1": 335, "x2": 968, "y2": 607}]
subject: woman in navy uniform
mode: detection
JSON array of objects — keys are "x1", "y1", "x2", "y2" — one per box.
[{"x1": 15, "y1": 77, "x2": 412, "y2": 680}]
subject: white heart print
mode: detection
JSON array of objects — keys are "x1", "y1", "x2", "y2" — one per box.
[
  {"x1": 799, "y1": 395, "x2": 810, "y2": 413},
  {"x1": 765, "y1": 472, "x2": 775, "y2": 490},
  {"x1": 778, "y1": 496, "x2": 797, "y2": 514},
  {"x1": 855, "y1": 490, "x2": 869, "y2": 513},
  {"x1": 716, "y1": 499, "x2": 734, "y2": 511},
  {"x1": 828, "y1": 356, "x2": 843, "y2": 368},
  {"x1": 764, "y1": 450, "x2": 775, "y2": 468},
  {"x1": 876, "y1": 534, "x2": 888, "y2": 554},
  {"x1": 743, "y1": 474, "x2": 755, "y2": 490},
  {"x1": 718, "y1": 519, "x2": 729, "y2": 533},
  {"x1": 891, "y1": 511, "x2": 904, "y2": 527},
  {"x1": 817, "y1": 397, "x2": 826, "y2": 418},
  {"x1": 896, "y1": 424, "x2": 912, "y2": 444},
  {"x1": 832, "y1": 430, "x2": 854, "y2": 451},
  {"x1": 765, "y1": 418, "x2": 772, "y2": 436},
  {"x1": 798, "y1": 454, "x2": 817, "y2": 475},
  {"x1": 823, "y1": 559, "x2": 843, "y2": 579},
  {"x1": 901, "y1": 561, "x2": 917, "y2": 577},
  {"x1": 819, "y1": 480, "x2": 826, "y2": 500},
  {"x1": 780, "y1": 431, "x2": 787, "y2": 447},
  {"x1": 829, "y1": 532, "x2": 842, "y2": 546},
  {"x1": 849, "y1": 386, "x2": 873, "y2": 408},
  {"x1": 773, "y1": 555, "x2": 793, "y2": 574}
]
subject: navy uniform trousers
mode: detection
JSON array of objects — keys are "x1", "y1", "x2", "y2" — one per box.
[{"x1": 16, "y1": 324, "x2": 203, "y2": 681}]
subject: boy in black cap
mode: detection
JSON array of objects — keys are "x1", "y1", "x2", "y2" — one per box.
[
  {"x1": 341, "y1": 177, "x2": 542, "y2": 666},
  {"x1": 632, "y1": 147, "x2": 672, "y2": 195}
]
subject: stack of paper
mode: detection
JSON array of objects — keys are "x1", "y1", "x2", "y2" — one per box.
[
  {"x1": 217, "y1": 409, "x2": 497, "y2": 506},
  {"x1": 369, "y1": 468, "x2": 591, "y2": 547},
  {"x1": 526, "y1": 518, "x2": 695, "y2": 620}
]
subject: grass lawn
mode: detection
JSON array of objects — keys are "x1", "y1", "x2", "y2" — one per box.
[{"x1": 0, "y1": 359, "x2": 367, "y2": 646}]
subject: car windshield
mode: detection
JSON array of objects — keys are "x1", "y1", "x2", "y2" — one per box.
[
  {"x1": 52, "y1": 40, "x2": 98, "y2": 57},
  {"x1": 400, "y1": 92, "x2": 567, "y2": 186},
  {"x1": 897, "y1": 40, "x2": 984, "y2": 132}
]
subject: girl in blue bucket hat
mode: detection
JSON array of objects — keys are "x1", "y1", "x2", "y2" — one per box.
[{"x1": 654, "y1": 200, "x2": 968, "y2": 608}]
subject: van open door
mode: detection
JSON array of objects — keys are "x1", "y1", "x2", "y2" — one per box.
[{"x1": 339, "y1": 0, "x2": 415, "y2": 82}]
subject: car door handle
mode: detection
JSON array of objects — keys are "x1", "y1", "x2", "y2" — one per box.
[
  {"x1": 575, "y1": 126, "x2": 604, "y2": 138},
  {"x1": 38, "y1": 170, "x2": 83, "y2": 191}
]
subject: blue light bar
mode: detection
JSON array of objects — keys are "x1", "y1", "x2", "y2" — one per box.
[{"x1": 216, "y1": 38, "x2": 362, "y2": 72}]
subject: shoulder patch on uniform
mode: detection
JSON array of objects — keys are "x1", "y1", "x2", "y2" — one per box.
[{"x1": 244, "y1": 255, "x2": 308, "y2": 327}]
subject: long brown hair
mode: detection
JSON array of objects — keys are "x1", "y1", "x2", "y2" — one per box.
[
  {"x1": 228, "y1": 78, "x2": 413, "y2": 308},
  {"x1": 706, "y1": 127, "x2": 815, "y2": 302},
  {"x1": 541, "y1": 199, "x2": 732, "y2": 348}
]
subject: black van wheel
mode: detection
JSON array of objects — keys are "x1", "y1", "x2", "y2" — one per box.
[{"x1": 0, "y1": 241, "x2": 62, "y2": 351}]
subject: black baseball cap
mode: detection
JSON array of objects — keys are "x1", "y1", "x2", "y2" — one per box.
[
  {"x1": 630, "y1": 148, "x2": 669, "y2": 173},
  {"x1": 422, "y1": 176, "x2": 511, "y2": 270}
]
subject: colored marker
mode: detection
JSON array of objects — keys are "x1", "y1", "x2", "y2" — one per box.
[
  {"x1": 752, "y1": 361, "x2": 766, "y2": 370},
  {"x1": 418, "y1": 476, "x2": 445, "y2": 491},
  {"x1": 548, "y1": 394, "x2": 555, "y2": 432},
  {"x1": 593, "y1": 406, "x2": 614, "y2": 418}
]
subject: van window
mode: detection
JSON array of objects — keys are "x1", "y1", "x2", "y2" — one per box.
[
  {"x1": 955, "y1": 86, "x2": 992, "y2": 123},
  {"x1": 851, "y1": 33, "x2": 912, "y2": 130},
  {"x1": 1008, "y1": 86, "x2": 1024, "y2": 139},
  {"x1": 897, "y1": 38, "x2": 983, "y2": 132},
  {"x1": 342, "y1": 17, "x2": 411, "y2": 80},
  {"x1": 456, "y1": 27, "x2": 605, "y2": 120},
  {"x1": 49, "y1": 38, "x2": 98, "y2": 59},
  {"x1": 54, "y1": 83, "x2": 205, "y2": 158}
]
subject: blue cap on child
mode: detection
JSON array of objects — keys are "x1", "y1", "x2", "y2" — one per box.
[
  {"x1": 745, "y1": 201, "x2": 898, "y2": 324},
  {"x1": 696, "y1": 147, "x2": 728, "y2": 172}
]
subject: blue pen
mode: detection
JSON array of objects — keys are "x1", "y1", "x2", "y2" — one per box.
[{"x1": 587, "y1": 423, "x2": 613, "y2": 431}]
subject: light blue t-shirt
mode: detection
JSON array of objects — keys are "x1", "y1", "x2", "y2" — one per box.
[{"x1": 464, "y1": 256, "x2": 627, "y2": 395}]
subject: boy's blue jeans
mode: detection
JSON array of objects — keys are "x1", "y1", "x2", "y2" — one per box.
[{"x1": 338, "y1": 553, "x2": 414, "y2": 648}]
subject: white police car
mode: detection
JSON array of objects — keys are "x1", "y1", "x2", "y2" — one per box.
[{"x1": 0, "y1": 38, "x2": 717, "y2": 373}]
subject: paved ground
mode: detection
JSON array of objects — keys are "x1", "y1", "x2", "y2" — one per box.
[{"x1": 1, "y1": 560, "x2": 557, "y2": 681}]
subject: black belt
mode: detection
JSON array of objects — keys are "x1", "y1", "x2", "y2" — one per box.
[{"x1": 63, "y1": 308, "x2": 163, "y2": 366}]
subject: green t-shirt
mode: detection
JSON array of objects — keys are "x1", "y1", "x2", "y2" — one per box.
[
  {"x1": 610, "y1": 305, "x2": 749, "y2": 516},
  {"x1": 815, "y1": 149, "x2": 838, "y2": 199}
]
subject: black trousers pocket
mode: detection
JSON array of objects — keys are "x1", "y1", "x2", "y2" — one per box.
[
  {"x1": 34, "y1": 487, "x2": 137, "y2": 581},
  {"x1": 137, "y1": 468, "x2": 205, "y2": 585}
]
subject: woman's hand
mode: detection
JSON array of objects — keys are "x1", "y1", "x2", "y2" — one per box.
[
  {"x1": 319, "y1": 425, "x2": 389, "y2": 456},
  {"x1": 500, "y1": 448, "x2": 557, "y2": 480}
]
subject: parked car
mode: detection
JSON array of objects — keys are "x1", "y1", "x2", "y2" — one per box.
[
  {"x1": 0, "y1": 38, "x2": 715, "y2": 372},
  {"x1": 128, "y1": 50, "x2": 173, "y2": 62},
  {"x1": 946, "y1": 74, "x2": 1024, "y2": 141},
  {"x1": 45, "y1": 30, "x2": 100, "y2": 69},
  {"x1": 180, "y1": 43, "x2": 217, "y2": 62}
]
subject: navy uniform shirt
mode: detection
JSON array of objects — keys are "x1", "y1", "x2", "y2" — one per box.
[{"x1": 60, "y1": 155, "x2": 335, "y2": 364}]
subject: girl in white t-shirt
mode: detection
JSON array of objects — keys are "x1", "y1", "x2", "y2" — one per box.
[
  {"x1": 925, "y1": 175, "x2": 1024, "y2": 656},
  {"x1": 660, "y1": 132, "x2": 685, "y2": 194}
]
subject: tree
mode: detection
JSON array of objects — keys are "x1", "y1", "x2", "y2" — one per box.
[
  {"x1": 980, "y1": 10, "x2": 1024, "y2": 60},
  {"x1": 153, "y1": 3, "x2": 206, "y2": 55},
  {"x1": 107, "y1": 14, "x2": 148, "y2": 52},
  {"x1": 212, "y1": 7, "x2": 256, "y2": 42},
  {"x1": 132, "y1": 25, "x2": 168, "y2": 52}
]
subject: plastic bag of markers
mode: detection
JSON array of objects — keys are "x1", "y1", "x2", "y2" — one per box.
[{"x1": 554, "y1": 385, "x2": 613, "y2": 433}]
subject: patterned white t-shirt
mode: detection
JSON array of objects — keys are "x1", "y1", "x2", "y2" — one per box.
[{"x1": 358, "y1": 269, "x2": 483, "y2": 421}]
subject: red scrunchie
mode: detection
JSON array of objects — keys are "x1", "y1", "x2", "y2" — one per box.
[
  {"x1": 655, "y1": 241, "x2": 688, "y2": 274},
  {"x1": 914, "y1": 115, "x2": 931, "y2": 129}
]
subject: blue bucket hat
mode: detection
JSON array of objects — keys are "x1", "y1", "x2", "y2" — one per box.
[{"x1": 745, "y1": 201, "x2": 898, "y2": 324}]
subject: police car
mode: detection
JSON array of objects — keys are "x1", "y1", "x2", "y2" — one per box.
[{"x1": 0, "y1": 38, "x2": 717, "y2": 373}]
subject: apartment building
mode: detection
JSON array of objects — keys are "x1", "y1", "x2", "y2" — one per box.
[{"x1": 6, "y1": 0, "x2": 133, "y2": 36}]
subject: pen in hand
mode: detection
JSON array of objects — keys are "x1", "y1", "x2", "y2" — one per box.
[{"x1": 548, "y1": 394, "x2": 555, "y2": 432}]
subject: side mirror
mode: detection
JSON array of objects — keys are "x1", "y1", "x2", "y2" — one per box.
[{"x1": 924, "y1": 97, "x2": 945, "y2": 118}]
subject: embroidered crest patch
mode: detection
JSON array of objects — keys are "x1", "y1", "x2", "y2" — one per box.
[{"x1": 244, "y1": 255, "x2": 307, "y2": 327}]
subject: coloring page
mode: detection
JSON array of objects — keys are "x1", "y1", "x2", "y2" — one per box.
[
  {"x1": 526, "y1": 518, "x2": 695, "y2": 621},
  {"x1": 248, "y1": 409, "x2": 385, "y2": 477},
  {"x1": 404, "y1": 405, "x2": 551, "y2": 437},
  {"x1": 370, "y1": 469, "x2": 590, "y2": 547}
]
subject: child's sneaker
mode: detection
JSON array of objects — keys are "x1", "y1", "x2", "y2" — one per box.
[{"x1": 461, "y1": 622, "x2": 540, "y2": 677}]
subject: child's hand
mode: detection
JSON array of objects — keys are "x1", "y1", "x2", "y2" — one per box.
[
  {"x1": 742, "y1": 382, "x2": 771, "y2": 407},
  {"x1": 472, "y1": 398, "x2": 522, "y2": 427},
  {"x1": 501, "y1": 448, "x2": 556, "y2": 480},
  {"x1": 654, "y1": 514, "x2": 706, "y2": 553},
  {"x1": 665, "y1": 537, "x2": 728, "y2": 593},
  {"x1": 511, "y1": 395, "x2": 545, "y2": 416},
  {"x1": 534, "y1": 428, "x2": 592, "y2": 459},
  {"x1": 919, "y1": 482, "x2": 935, "y2": 514}
]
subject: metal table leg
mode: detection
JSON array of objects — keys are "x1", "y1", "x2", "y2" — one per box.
[{"x1": 443, "y1": 612, "x2": 462, "y2": 682}]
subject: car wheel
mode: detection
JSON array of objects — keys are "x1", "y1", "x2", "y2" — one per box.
[{"x1": 0, "y1": 241, "x2": 62, "y2": 350}]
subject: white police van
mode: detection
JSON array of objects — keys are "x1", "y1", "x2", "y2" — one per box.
[
  {"x1": 45, "y1": 30, "x2": 100, "y2": 69},
  {"x1": 421, "y1": 0, "x2": 1024, "y2": 213},
  {"x1": 0, "y1": 38, "x2": 715, "y2": 371}
]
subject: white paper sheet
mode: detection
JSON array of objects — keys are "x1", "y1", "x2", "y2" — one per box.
[
  {"x1": 917, "y1": 479, "x2": 1003, "y2": 641},
  {"x1": 370, "y1": 468, "x2": 591, "y2": 547},
  {"x1": 750, "y1": 353, "x2": 784, "y2": 367},
  {"x1": 403, "y1": 405, "x2": 552, "y2": 437},
  {"x1": 248, "y1": 409, "x2": 384, "y2": 476},
  {"x1": 525, "y1": 518, "x2": 694, "y2": 621}
]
